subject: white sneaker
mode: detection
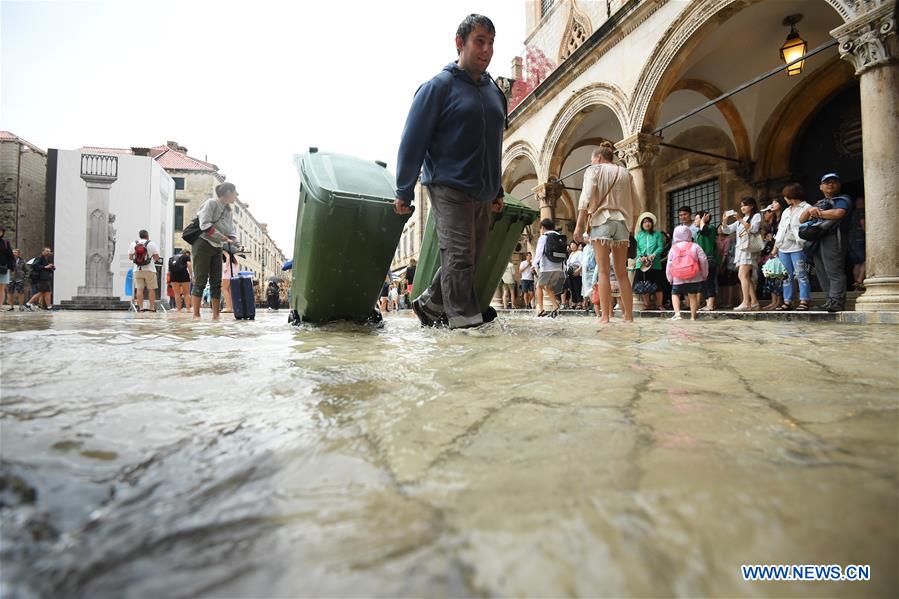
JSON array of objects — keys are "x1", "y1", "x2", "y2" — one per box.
[
  {"x1": 24, "y1": 303, "x2": 34, "y2": 312},
  {"x1": 670, "y1": 314, "x2": 683, "y2": 320}
]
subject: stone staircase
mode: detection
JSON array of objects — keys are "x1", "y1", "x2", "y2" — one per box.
[{"x1": 57, "y1": 296, "x2": 133, "y2": 311}]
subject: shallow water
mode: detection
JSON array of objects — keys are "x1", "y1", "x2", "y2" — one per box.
[{"x1": 1, "y1": 311, "x2": 897, "y2": 598}]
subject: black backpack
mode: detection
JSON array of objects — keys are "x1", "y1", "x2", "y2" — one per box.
[
  {"x1": 544, "y1": 231, "x2": 568, "y2": 263},
  {"x1": 168, "y1": 255, "x2": 186, "y2": 275}
]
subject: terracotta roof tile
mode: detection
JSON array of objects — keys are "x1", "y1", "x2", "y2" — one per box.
[
  {"x1": 150, "y1": 146, "x2": 219, "y2": 172},
  {"x1": 76, "y1": 142, "x2": 220, "y2": 173}
]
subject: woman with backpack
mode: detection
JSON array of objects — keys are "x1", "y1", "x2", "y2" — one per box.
[
  {"x1": 666, "y1": 225, "x2": 708, "y2": 320},
  {"x1": 719, "y1": 197, "x2": 762, "y2": 311},
  {"x1": 168, "y1": 250, "x2": 192, "y2": 313}
]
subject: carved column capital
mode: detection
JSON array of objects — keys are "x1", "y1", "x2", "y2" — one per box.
[
  {"x1": 614, "y1": 133, "x2": 662, "y2": 169},
  {"x1": 532, "y1": 180, "x2": 564, "y2": 211},
  {"x1": 831, "y1": 1, "x2": 897, "y2": 75}
]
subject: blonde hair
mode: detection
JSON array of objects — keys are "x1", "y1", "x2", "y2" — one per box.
[{"x1": 592, "y1": 141, "x2": 615, "y2": 162}]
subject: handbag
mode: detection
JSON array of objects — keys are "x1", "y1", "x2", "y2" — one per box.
[
  {"x1": 736, "y1": 218, "x2": 764, "y2": 253},
  {"x1": 181, "y1": 216, "x2": 202, "y2": 245}
]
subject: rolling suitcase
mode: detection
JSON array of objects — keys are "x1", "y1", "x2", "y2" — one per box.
[{"x1": 228, "y1": 259, "x2": 255, "y2": 320}]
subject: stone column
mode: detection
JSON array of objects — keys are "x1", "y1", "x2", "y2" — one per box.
[
  {"x1": 615, "y1": 133, "x2": 661, "y2": 224},
  {"x1": 531, "y1": 180, "x2": 564, "y2": 221},
  {"x1": 832, "y1": 1, "x2": 898, "y2": 311},
  {"x1": 78, "y1": 154, "x2": 118, "y2": 298}
]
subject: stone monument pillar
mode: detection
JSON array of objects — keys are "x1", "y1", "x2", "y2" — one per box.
[
  {"x1": 78, "y1": 154, "x2": 118, "y2": 297},
  {"x1": 832, "y1": 1, "x2": 898, "y2": 312},
  {"x1": 59, "y1": 154, "x2": 131, "y2": 311}
]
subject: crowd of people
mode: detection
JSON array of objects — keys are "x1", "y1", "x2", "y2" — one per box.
[
  {"x1": 495, "y1": 171, "x2": 864, "y2": 320},
  {"x1": 0, "y1": 225, "x2": 57, "y2": 312}
]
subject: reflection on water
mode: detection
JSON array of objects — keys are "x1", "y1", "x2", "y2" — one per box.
[{"x1": 1, "y1": 311, "x2": 897, "y2": 597}]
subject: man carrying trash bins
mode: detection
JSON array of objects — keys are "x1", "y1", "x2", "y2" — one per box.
[{"x1": 394, "y1": 14, "x2": 506, "y2": 330}]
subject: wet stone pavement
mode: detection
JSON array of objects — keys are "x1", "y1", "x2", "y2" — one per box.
[{"x1": 0, "y1": 310, "x2": 897, "y2": 598}]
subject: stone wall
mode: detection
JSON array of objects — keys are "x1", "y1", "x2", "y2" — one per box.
[
  {"x1": 0, "y1": 140, "x2": 47, "y2": 259},
  {"x1": 172, "y1": 170, "x2": 220, "y2": 254}
]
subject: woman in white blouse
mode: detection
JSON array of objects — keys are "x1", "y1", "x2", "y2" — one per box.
[
  {"x1": 770, "y1": 183, "x2": 812, "y2": 311},
  {"x1": 719, "y1": 197, "x2": 762, "y2": 311}
]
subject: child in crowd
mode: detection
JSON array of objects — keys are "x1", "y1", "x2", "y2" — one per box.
[{"x1": 666, "y1": 225, "x2": 709, "y2": 320}]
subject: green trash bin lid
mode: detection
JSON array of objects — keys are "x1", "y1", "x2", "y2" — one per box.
[{"x1": 294, "y1": 149, "x2": 396, "y2": 203}]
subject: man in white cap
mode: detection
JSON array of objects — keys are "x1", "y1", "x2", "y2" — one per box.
[{"x1": 800, "y1": 172, "x2": 853, "y2": 311}]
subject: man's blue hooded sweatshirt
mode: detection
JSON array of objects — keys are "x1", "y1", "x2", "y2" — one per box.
[{"x1": 396, "y1": 62, "x2": 506, "y2": 205}]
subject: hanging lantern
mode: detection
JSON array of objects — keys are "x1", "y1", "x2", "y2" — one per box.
[{"x1": 780, "y1": 14, "x2": 807, "y2": 76}]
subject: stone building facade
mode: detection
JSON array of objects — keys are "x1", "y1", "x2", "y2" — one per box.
[
  {"x1": 502, "y1": 0, "x2": 897, "y2": 311},
  {"x1": 81, "y1": 141, "x2": 286, "y2": 289},
  {"x1": 0, "y1": 131, "x2": 48, "y2": 260}
]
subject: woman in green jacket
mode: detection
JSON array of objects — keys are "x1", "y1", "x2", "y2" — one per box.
[{"x1": 634, "y1": 212, "x2": 665, "y2": 310}]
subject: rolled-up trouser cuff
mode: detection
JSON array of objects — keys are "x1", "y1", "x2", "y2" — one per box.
[{"x1": 448, "y1": 313, "x2": 484, "y2": 329}]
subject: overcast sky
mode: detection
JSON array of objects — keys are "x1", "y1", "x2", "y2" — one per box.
[{"x1": 1, "y1": 0, "x2": 526, "y2": 255}]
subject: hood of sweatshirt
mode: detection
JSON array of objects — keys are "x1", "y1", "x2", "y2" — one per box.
[
  {"x1": 443, "y1": 62, "x2": 493, "y2": 86},
  {"x1": 673, "y1": 225, "x2": 693, "y2": 245}
]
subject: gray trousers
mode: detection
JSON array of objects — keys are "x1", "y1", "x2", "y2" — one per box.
[
  {"x1": 811, "y1": 229, "x2": 848, "y2": 301},
  {"x1": 418, "y1": 184, "x2": 490, "y2": 329},
  {"x1": 191, "y1": 238, "x2": 223, "y2": 299}
]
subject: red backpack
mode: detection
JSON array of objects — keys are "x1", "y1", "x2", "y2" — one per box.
[
  {"x1": 669, "y1": 242, "x2": 699, "y2": 279},
  {"x1": 133, "y1": 240, "x2": 150, "y2": 266}
]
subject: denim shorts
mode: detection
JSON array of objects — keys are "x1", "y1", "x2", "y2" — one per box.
[{"x1": 591, "y1": 220, "x2": 630, "y2": 244}]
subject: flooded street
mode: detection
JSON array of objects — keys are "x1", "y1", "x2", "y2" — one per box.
[{"x1": 1, "y1": 311, "x2": 897, "y2": 598}]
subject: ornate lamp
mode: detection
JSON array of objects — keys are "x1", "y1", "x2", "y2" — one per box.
[{"x1": 780, "y1": 14, "x2": 807, "y2": 76}]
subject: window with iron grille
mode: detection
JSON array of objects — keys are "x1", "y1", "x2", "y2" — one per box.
[
  {"x1": 541, "y1": 0, "x2": 554, "y2": 18},
  {"x1": 667, "y1": 178, "x2": 720, "y2": 231}
]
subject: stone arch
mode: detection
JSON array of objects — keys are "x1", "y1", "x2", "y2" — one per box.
[
  {"x1": 502, "y1": 140, "x2": 540, "y2": 177},
  {"x1": 539, "y1": 82, "x2": 629, "y2": 178},
  {"x1": 502, "y1": 140, "x2": 540, "y2": 199},
  {"x1": 754, "y1": 58, "x2": 855, "y2": 181},
  {"x1": 628, "y1": 0, "x2": 857, "y2": 136},
  {"x1": 668, "y1": 78, "x2": 752, "y2": 162}
]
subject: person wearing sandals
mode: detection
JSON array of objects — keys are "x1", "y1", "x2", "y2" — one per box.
[
  {"x1": 759, "y1": 200, "x2": 785, "y2": 311},
  {"x1": 534, "y1": 218, "x2": 564, "y2": 318},
  {"x1": 770, "y1": 183, "x2": 812, "y2": 311},
  {"x1": 666, "y1": 225, "x2": 708, "y2": 320},
  {"x1": 634, "y1": 212, "x2": 665, "y2": 310},
  {"x1": 720, "y1": 197, "x2": 762, "y2": 311}
]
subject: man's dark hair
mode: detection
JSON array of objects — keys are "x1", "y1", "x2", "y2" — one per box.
[
  {"x1": 540, "y1": 218, "x2": 555, "y2": 231},
  {"x1": 216, "y1": 182, "x2": 237, "y2": 198},
  {"x1": 456, "y1": 14, "x2": 495, "y2": 45},
  {"x1": 139, "y1": 229, "x2": 149, "y2": 239},
  {"x1": 782, "y1": 183, "x2": 804, "y2": 200},
  {"x1": 678, "y1": 205, "x2": 692, "y2": 215}
]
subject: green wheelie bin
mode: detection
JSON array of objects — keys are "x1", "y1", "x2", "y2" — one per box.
[
  {"x1": 289, "y1": 148, "x2": 412, "y2": 325},
  {"x1": 411, "y1": 194, "x2": 539, "y2": 312}
]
